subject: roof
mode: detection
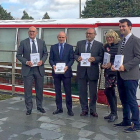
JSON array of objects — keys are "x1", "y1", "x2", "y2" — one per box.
[{"x1": 0, "y1": 17, "x2": 139, "y2": 25}]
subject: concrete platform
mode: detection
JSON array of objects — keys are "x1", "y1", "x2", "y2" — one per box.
[{"x1": 0, "y1": 95, "x2": 140, "y2": 140}]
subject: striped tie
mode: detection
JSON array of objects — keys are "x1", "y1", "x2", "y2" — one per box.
[{"x1": 120, "y1": 38, "x2": 126, "y2": 54}]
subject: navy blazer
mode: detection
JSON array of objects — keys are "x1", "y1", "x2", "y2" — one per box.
[{"x1": 49, "y1": 43, "x2": 74, "y2": 78}]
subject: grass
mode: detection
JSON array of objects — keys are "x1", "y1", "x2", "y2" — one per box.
[{"x1": 0, "y1": 93, "x2": 13, "y2": 100}]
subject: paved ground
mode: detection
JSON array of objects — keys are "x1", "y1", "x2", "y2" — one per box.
[{"x1": 0, "y1": 94, "x2": 140, "y2": 140}]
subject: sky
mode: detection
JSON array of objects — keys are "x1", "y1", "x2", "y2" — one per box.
[{"x1": 0, "y1": 0, "x2": 87, "y2": 19}]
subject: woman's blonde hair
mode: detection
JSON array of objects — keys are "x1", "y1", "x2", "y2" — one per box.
[{"x1": 105, "y1": 29, "x2": 121, "y2": 44}]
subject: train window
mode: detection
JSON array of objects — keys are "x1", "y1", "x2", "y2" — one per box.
[
  {"x1": 18, "y1": 28, "x2": 39, "y2": 43},
  {"x1": 41, "y1": 28, "x2": 65, "y2": 52},
  {"x1": 67, "y1": 28, "x2": 87, "y2": 47},
  {"x1": 0, "y1": 28, "x2": 16, "y2": 62}
]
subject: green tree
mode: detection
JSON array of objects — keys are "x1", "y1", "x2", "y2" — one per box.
[
  {"x1": 42, "y1": 12, "x2": 50, "y2": 19},
  {"x1": 0, "y1": 5, "x2": 14, "y2": 20},
  {"x1": 81, "y1": 0, "x2": 140, "y2": 18},
  {"x1": 21, "y1": 10, "x2": 34, "y2": 19}
]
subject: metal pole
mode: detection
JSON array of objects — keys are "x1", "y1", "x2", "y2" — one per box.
[
  {"x1": 12, "y1": 51, "x2": 15, "y2": 95},
  {"x1": 79, "y1": 0, "x2": 81, "y2": 18}
]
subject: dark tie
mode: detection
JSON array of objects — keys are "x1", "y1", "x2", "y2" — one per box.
[
  {"x1": 120, "y1": 38, "x2": 126, "y2": 54},
  {"x1": 86, "y1": 42, "x2": 91, "y2": 53},
  {"x1": 32, "y1": 40, "x2": 37, "y2": 53},
  {"x1": 59, "y1": 43, "x2": 63, "y2": 59}
]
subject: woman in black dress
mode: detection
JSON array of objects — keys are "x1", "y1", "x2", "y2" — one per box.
[{"x1": 102, "y1": 29, "x2": 120, "y2": 122}]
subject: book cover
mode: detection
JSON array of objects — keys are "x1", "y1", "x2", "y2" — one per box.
[
  {"x1": 114, "y1": 55, "x2": 124, "y2": 70},
  {"x1": 103, "y1": 52, "x2": 111, "y2": 64},
  {"x1": 80, "y1": 53, "x2": 91, "y2": 67},
  {"x1": 55, "y1": 63, "x2": 66, "y2": 74}
]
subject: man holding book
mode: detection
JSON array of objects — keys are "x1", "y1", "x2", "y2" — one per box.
[
  {"x1": 74, "y1": 28, "x2": 104, "y2": 117},
  {"x1": 112, "y1": 19, "x2": 140, "y2": 132},
  {"x1": 49, "y1": 31, "x2": 74, "y2": 116}
]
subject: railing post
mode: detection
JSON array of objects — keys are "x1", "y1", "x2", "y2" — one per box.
[{"x1": 12, "y1": 51, "x2": 15, "y2": 95}]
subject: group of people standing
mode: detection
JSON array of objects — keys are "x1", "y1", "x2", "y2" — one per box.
[{"x1": 16, "y1": 18, "x2": 140, "y2": 133}]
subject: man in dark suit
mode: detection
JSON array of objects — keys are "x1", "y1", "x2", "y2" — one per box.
[
  {"x1": 74, "y1": 28, "x2": 104, "y2": 117},
  {"x1": 16, "y1": 26, "x2": 48, "y2": 115},
  {"x1": 112, "y1": 19, "x2": 140, "y2": 132},
  {"x1": 49, "y1": 31, "x2": 74, "y2": 116}
]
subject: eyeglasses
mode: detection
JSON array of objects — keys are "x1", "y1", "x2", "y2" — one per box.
[
  {"x1": 29, "y1": 31, "x2": 36, "y2": 33},
  {"x1": 86, "y1": 33, "x2": 95, "y2": 35}
]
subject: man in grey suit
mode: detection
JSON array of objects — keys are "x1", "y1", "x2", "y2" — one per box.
[
  {"x1": 75, "y1": 28, "x2": 104, "y2": 117},
  {"x1": 16, "y1": 26, "x2": 48, "y2": 115},
  {"x1": 112, "y1": 19, "x2": 140, "y2": 132}
]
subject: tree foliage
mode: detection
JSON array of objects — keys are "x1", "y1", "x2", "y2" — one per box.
[
  {"x1": 42, "y1": 12, "x2": 50, "y2": 19},
  {"x1": 21, "y1": 10, "x2": 34, "y2": 20},
  {"x1": 0, "y1": 5, "x2": 14, "y2": 20},
  {"x1": 81, "y1": 0, "x2": 140, "y2": 18}
]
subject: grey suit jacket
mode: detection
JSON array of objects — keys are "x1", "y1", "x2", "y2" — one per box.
[
  {"x1": 16, "y1": 38, "x2": 48, "y2": 76},
  {"x1": 74, "y1": 40, "x2": 104, "y2": 80},
  {"x1": 118, "y1": 34, "x2": 140, "y2": 80}
]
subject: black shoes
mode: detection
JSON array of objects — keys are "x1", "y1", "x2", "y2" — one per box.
[
  {"x1": 108, "y1": 115, "x2": 118, "y2": 122},
  {"x1": 90, "y1": 112, "x2": 98, "y2": 117},
  {"x1": 26, "y1": 110, "x2": 32, "y2": 115},
  {"x1": 67, "y1": 110, "x2": 74, "y2": 116},
  {"x1": 80, "y1": 111, "x2": 88, "y2": 116},
  {"x1": 104, "y1": 114, "x2": 112, "y2": 119},
  {"x1": 53, "y1": 109, "x2": 63, "y2": 115},
  {"x1": 114, "y1": 121, "x2": 131, "y2": 127},
  {"x1": 37, "y1": 107, "x2": 46, "y2": 113}
]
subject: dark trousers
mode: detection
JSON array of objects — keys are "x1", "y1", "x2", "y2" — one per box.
[
  {"x1": 117, "y1": 73, "x2": 140, "y2": 126},
  {"x1": 78, "y1": 75, "x2": 98, "y2": 113},
  {"x1": 23, "y1": 67, "x2": 44, "y2": 111},
  {"x1": 54, "y1": 75, "x2": 72, "y2": 111},
  {"x1": 104, "y1": 87, "x2": 117, "y2": 115}
]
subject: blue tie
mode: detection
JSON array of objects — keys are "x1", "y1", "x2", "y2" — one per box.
[{"x1": 60, "y1": 43, "x2": 63, "y2": 60}]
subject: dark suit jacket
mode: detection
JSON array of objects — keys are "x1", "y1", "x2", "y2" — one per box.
[
  {"x1": 118, "y1": 34, "x2": 140, "y2": 80},
  {"x1": 16, "y1": 38, "x2": 48, "y2": 76},
  {"x1": 49, "y1": 43, "x2": 74, "y2": 78},
  {"x1": 75, "y1": 40, "x2": 104, "y2": 80}
]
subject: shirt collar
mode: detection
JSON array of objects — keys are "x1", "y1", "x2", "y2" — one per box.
[
  {"x1": 86, "y1": 39, "x2": 94, "y2": 45},
  {"x1": 29, "y1": 37, "x2": 37, "y2": 42},
  {"x1": 59, "y1": 43, "x2": 65, "y2": 46},
  {"x1": 125, "y1": 33, "x2": 132, "y2": 41}
]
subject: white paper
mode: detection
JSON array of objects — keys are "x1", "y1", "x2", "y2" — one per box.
[
  {"x1": 114, "y1": 55, "x2": 124, "y2": 70},
  {"x1": 103, "y1": 52, "x2": 110, "y2": 64},
  {"x1": 80, "y1": 53, "x2": 91, "y2": 67},
  {"x1": 30, "y1": 53, "x2": 40, "y2": 67},
  {"x1": 55, "y1": 63, "x2": 66, "y2": 74}
]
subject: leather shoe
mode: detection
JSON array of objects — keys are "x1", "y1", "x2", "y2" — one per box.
[
  {"x1": 26, "y1": 110, "x2": 31, "y2": 115},
  {"x1": 37, "y1": 107, "x2": 46, "y2": 113},
  {"x1": 108, "y1": 115, "x2": 118, "y2": 122},
  {"x1": 80, "y1": 111, "x2": 88, "y2": 116},
  {"x1": 67, "y1": 110, "x2": 74, "y2": 116},
  {"x1": 104, "y1": 114, "x2": 111, "y2": 119},
  {"x1": 114, "y1": 121, "x2": 131, "y2": 127},
  {"x1": 90, "y1": 112, "x2": 98, "y2": 117},
  {"x1": 53, "y1": 109, "x2": 63, "y2": 115}
]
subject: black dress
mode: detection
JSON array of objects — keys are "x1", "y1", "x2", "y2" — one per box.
[
  {"x1": 103, "y1": 42, "x2": 119, "y2": 116},
  {"x1": 104, "y1": 43, "x2": 118, "y2": 88}
]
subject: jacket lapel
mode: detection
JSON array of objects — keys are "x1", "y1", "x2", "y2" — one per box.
[
  {"x1": 122, "y1": 34, "x2": 133, "y2": 53},
  {"x1": 36, "y1": 38, "x2": 41, "y2": 54},
  {"x1": 26, "y1": 38, "x2": 31, "y2": 54},
  {"x1": 82, "y1": 40, "x2": 86, "y2": 53}
]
